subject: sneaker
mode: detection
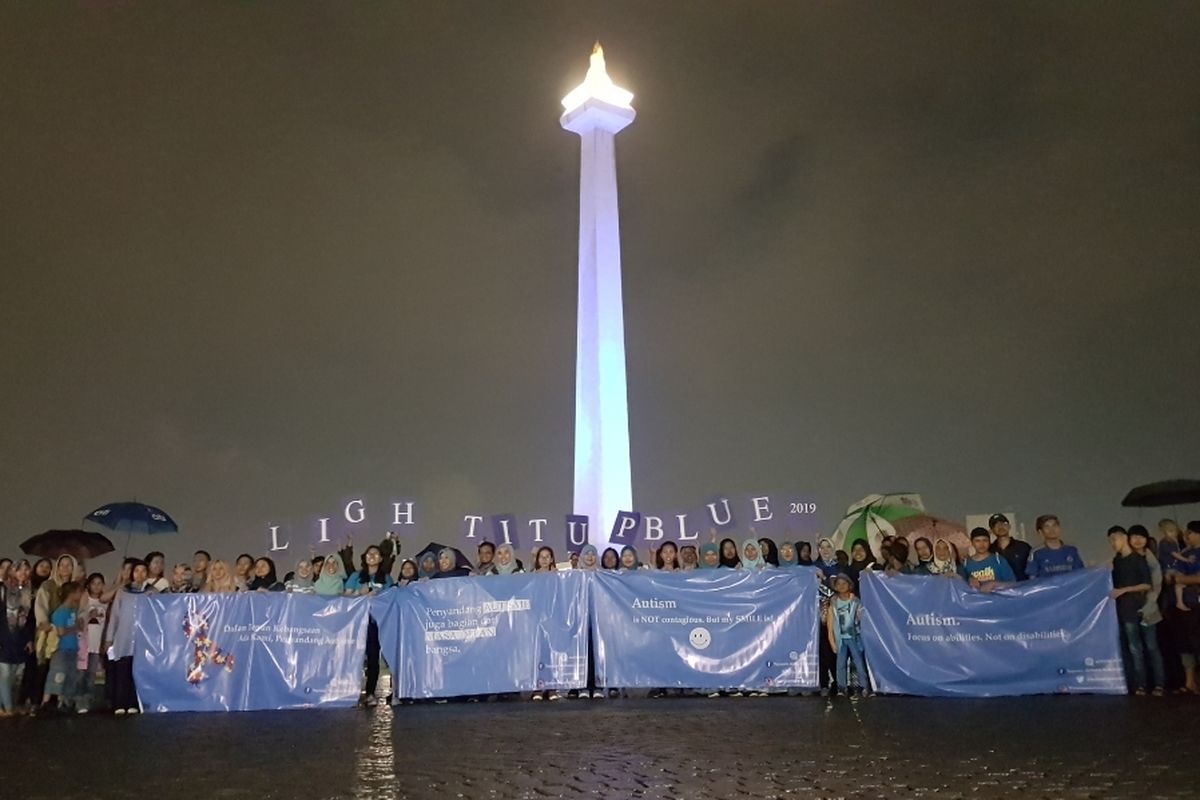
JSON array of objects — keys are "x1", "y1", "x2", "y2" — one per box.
[
  {"x1": 76, "y1": 708, "x2": 88, "y2": 715},
  {"x1": 114, "y1": 708, "x2": 127, "y2": 716},
  {"x1": 364, "y1": 695, "x2": 378, "y2": 707},
  {"x1": 547, "y1": 691, "x2": 560, "y2": 701},
  {"x1": 591, "y1": 691, "x2": 603, "y2": 699},
  {"x1": 531, "y1": 693, "x2": 543, "y2": 701},
  {"x1": 126, "y1": 707, "x2": 140, "y2": 714},
  {"x1": 707, "y1": 691, "x2": 721, "y2": 698}
]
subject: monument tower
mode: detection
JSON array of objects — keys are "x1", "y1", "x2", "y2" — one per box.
[{"x1": 561, "y1": 44, "x2": 635, "y2": 547}]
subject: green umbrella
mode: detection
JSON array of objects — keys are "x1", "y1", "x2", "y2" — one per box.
[{"x1": 831, "y1": 493, "x2": 926, "y2": 554}]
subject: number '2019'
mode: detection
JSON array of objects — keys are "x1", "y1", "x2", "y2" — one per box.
[{"x1": 789, "y1": 502, "x2": 817, "y2": 515}]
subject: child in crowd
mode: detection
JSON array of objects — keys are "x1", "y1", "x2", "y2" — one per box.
[
  {"x1": 827, "y1": 573, "x2": 871, "y2": 698},
  {"x1": 79, "y1": 573, "x2": 107, "y2": 711},
  {"x1": 1027, "y1": 515, "x2": 1083, "y2": 578},
  {"x1": 43, "y1": 581, "x2": 84, "y2": 713},
  {"x1": 960, "y1": 528, "x2": 1014, "y2": 592}
]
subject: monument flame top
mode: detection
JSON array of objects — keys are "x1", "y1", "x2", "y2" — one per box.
[{"x1": 561, "y1": 43, "x2": 634, "y2": 112}]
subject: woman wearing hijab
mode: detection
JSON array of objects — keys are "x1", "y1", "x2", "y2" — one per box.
[
  {"x1": 718, "y1": 538, "x2": 741, "y2": 569},
  {"x1": 416, "y1": 550, "x2": 439, "y2": 580},
  {"x1": 777, "y1": 542, "x2": 800, "y2": 567},
  {"x1": 396, "y1": 559, "x2": 419, "y2": 586},
  {"x1": 847, "y1": 541, "x2": 877, "y2": 589},
  {"x1": 491, "y1": 544, "x2": 522, "y2": 575},
  {"x1": 314, "y1": 555, "x2": 347, "y2": 597},
  {"x1": 912, "y1": 537, "x2": 937, "y2": 575},
  {"x1": 578, "y1": 545, "x2": 599, "y2": 570},
  {"x1": 433, "y1": 548, "x2": 471, "y2": 579},
  {"x1": 699, "y1": 543, "x2": 720, "y2": 569},
  {"x1": 285, "y1": 560, "x2": 316, "y2": 594},
  {"x1": 600, "y1": 548, "x2": 620, "y2": 570},
  {"x1": 30, "y1": 559, "x2": 52, "y2": 593},
  {"x1": 757, "y1": 538, "x2": 780, "y2": 567},
  {"x1": 740, "y1": 539, "x2": 766, "y2": 570},
  {"x1": 654, "y1": 541, "x2": 680, "y2": 571},
  {"x1": 33, "y1": 554, "x2": 77, "y2": 700},
  {"x1": 619, "y1": 545, "x2": 641, "y2": 572},
  {"x1": 248, "y1": 557, "x2": 284, "y2": 592},
  {"x1": 202, "y1": 561, "x2": 237, "y2": 593},
  {"x1": 928, "y1": 538, "x2": 960, "y2": 577},
  {"x1": 797, "y1": 541, "x2": 814, "y2": 566}
]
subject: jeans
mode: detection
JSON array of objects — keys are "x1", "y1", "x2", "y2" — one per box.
[
  {"x1": 836, "y1": 638, "x2": 868, "y2": 691},
  {"x1": 0, "y1": 661, "x2": 24, "y2": 712},
  {"x1": 1121, "y1": 621, "x2": 1166, "y2": 691},
  {"x1": 46, "y1": 648, "x2": 80, "y2": 702},
  {"x1": 79, "y1": 652, "x2": 104, "y2": 711}
]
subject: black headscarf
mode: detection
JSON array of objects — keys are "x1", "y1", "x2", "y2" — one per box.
[
  {"x1": 719, "y1": 538, "x2": 741, "y2": 568},
  {"x1": 758, "y1": 538, "x2": 779, "y2": 567}
]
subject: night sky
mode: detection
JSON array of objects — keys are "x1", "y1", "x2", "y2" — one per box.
[{"x1": 3, "y1": 3, "x2": 1198, "y2": 570}]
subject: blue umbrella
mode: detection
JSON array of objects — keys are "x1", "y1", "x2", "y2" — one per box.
[{"x1": 84, "y1": 501, "x2": 178, "y2": 535}]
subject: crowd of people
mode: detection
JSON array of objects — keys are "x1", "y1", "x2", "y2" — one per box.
[{"x1": 2, "y1": 514, "x2": 1197, "y2": 715}]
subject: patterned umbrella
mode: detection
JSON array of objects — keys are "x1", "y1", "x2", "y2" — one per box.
[{"x1": 831, "y1": 493, "x2": 926, "y2": 554}]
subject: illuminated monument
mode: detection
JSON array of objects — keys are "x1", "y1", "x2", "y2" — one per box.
[{"x1": 561, "y1": 44, "x2": 635, "y2": 547}]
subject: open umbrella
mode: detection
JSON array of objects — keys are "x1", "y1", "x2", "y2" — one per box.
[
  {"x1": 20, "y1": 529, "x2": 115, "y2": 562},
  {"x1": 890, "y1": 515, "x2": 972, "y2": 562},
  {"x1": 84, "y1": 501, "x2": 178, "y2": 534},
  {"x1": 831, "y1": 493, "x2": 926, "y2": 554},
  {"x1": 1122, "y1": 479, "x2": 1200, "y2": 508}
]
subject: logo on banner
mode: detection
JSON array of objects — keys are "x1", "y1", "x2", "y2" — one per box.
[{"x1": 183, "y1": 611, "x2": 235, "y2": 685}]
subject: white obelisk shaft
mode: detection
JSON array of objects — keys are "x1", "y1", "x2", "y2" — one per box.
[{"x1": 561, "y1": 45, "x2": 636, "y2": 548}]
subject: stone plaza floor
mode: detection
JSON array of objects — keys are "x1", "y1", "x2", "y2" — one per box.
[{"x1": 2, "y1": 694, "x2": 1196, "y2": 799}]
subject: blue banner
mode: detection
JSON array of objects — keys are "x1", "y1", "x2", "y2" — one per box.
[
  {"x1": 590, "y1": 569, "x2": 820, "y2": 690},
  {"x1": 859, "y1": 568, "x2": 1126, "y2": 697},
  {"x1": 372, "y1": 571, "x2": 588, "y2": 699},
  {"x1": 134, "y1": 593, "x2": 370, "y2": 712}
]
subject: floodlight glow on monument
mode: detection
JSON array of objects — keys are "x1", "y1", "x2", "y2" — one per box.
[{"x1": 561, "y1": 43, "x2": 635, "y2": 547}]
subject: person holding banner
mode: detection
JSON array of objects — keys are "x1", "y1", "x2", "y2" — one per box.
[
  {"x1": 476, "y1": 541, "x2": 496, "y2": 575},
  {"x1": 679, "y1": 545, "x2": 698, "y2": 571},
  {"x1": 654, "y1": 541, "x2": 680, "y2": 571},
  {"x1": 490, "y1": 544, "x2": 523, "y2": 575},
  {"x1": 105, "y1": 559, "x2": 148, "y2": 714},
  {"x1": 314, "y1": 554, "x2": 347, "y2": 596},
  {"x1": 740, "y1": 539, "x2": 766, "y2": 569},
  {"x1": 1027, "y1": 515, "x2": 1084, "y2": 578},
  {"x1": 396, "y1": 559, "x2": 419, "y2": 585},
  {"x1": 345, "y1": 546, "x2": 393, "y2": 707},
  {"x1": 698, "y1": 543, "x2": 719, "y2": 569},
  {"x1": 827, "y1": 573, "x2": 871, "y2": 698},
  {"x1": 719, "y1": 538, "x2": 741, "y2": 568},
  {"x1": 960, "y1": 528, "x2": 1014, "y2": 592},
  {"x1": 619, "y1": 545, "x2": 641, "y2": 571}
]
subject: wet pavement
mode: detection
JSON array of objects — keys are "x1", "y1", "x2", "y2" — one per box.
[{"x1": 2, "y1": 694, "x2": 1196, "y2": 799}]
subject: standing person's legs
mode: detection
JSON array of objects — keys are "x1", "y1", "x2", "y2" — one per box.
[
  {"x1": 1184, "y1": 612, "x2": 1200, "y2": 692},
  {"x1": 847, "y1": 639, "x2": 869, "y2": 694},
  {"x1": 1139, "y1": 623, "x2": 1166, "y2": 693},
  {"x1": 1120, "y1": 622, "x2": 1148, "y2": 693},
  {"x1": 18, "y1": 652, "x2": 39, "y2": 707},
  {"x1": 835, "y1": 640, "x2": 850, "y2": 694},
  {"x1": 0, "y1": 662, "x2": 19, "y2": 713},
  {"x1": 819, "y1": 623, "x2": 836, "y2": 693},
  {"x1": 363, "y1": 619, "x2": 380, "y2": 700},
  {"x1": 112, "y1": 656, "x2": 136, "y2": 712}
]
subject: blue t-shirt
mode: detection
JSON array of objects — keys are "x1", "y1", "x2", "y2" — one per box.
[
  {"x1": 1176, "y1": 547, "x2": 1200, "y2": 609},
  {"x1": 1027, "y1": 545, "x2": 1083, "y2": 578},
  {"x1": 50, "y1": 606, "x2": 78, "y2": 652},
  {"x1": 959, "y1": 553, "x2": 1015, "y2": 584},
  {"x1": 343, "y1": 572, "x2": 394, "y2": 593}
]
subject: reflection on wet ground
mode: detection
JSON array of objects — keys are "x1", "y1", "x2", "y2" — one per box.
[{"x1": 2, "y1": 695, "x2": 1196, "y2": 799}]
